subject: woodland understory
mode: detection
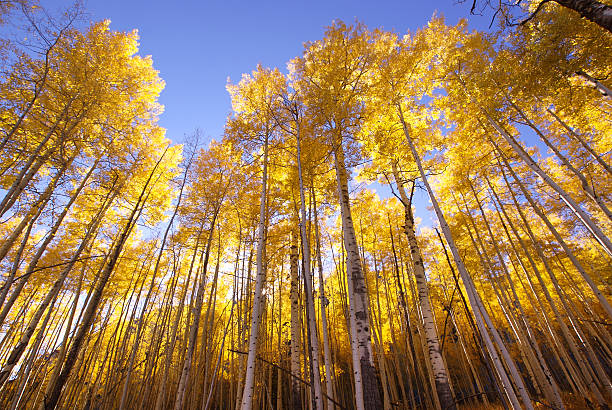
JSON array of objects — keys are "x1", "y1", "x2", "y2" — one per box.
[{"x1": 0, "y1": 0, "x2": 611, "y2": 409}]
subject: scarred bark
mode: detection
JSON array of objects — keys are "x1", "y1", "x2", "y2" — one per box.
[
  {"x1": 333, "y1": 139, "x2": 382, "y2": 410},
  {"x1": 391, "y1": 163, "x2": 455, "y2": 410}
]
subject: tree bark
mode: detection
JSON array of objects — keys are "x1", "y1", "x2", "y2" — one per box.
[
  {"x1": 504, "y1": 96, "x2": 612, "y2": 221},
  {"x1": 0, "y1": 181, "x2": 112, "y2": 388},
  {"x1": 492, "y1": 142, "x2": 612, "y2": 321},
  {"x1": 312, "y1": 186, "x2": 336, "y2": 410},
  {"x1": 289, "y1": 232, "x2": 302, "y2": 410},
  {"x1": 546, "y1": 108, "x2": 612, "y2": 176},
  {"x1": 240, "y1": 134, "x2": 269, "y2": 410},
  {"x1": 173, "y1": 207, "x2": 220, "y2": 410},
  {"x1": 333, "y1": 137, "x2": 382, "y2": 410},
  {"x1": 553, "y1": 1, "x2": 612, "y2": 34},
  {"x1": 42, "y1": 149, "x2": 168, "y2": 410},
  {"x1": 575, "y1": 70, "x2": 612, "y2": 98},
  {"x1": 391, "y1": 162, "x2": 455, "y2": 410},
  {"x1": 482, "y1": 112, "x2": 612, "y2": 258},
  {"x1": 397, "y1": 104, "x2": 527, "y2": 410},
  {"x1": 295, "y1": 120, "x2": 324, "y2": 410}
]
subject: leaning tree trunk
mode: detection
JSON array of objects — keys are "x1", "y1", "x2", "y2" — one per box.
[
  {"x1": 552, "y1": 1, "x2": 612, "y2": 34},
  {"x1": 397, "y1": 104, "x2": 529, "y2": 410},
  {"x1": 457, "y1": 74, "x2": 612, "y2": 257},
  {"x1": 490, "y1": 139, "x2": 612, "y2": 321},
  {"x1": 575, "y1": 70, "x2": 612, "y2": 98},
  {"x1": 153, "y1": 220, "x2": 204, "y2": 410},
  {"x1": 42, "y1": 149, "x2": 167, "y2": 410},
  {"x1": 122, "y1": 147, "x2": 194, "y2": 410},
  {"x1": 391, "y1": 162, "x2": 455, "y2": 410},
  {"x1": 333, "y1": 134, "x2": 382, "y2": 410},
  {"x1": 174, "y1": 207, "x2": 220, "y2": 410},
  {"x1": 0, "y1": 182, "x2": 113, "y2": 388},
  {"x1": 0, "y1": 95, "x2": 80, "y2": 220},
  {"x1": 481, "y1": 109, "x2": 612, "y2": 258},
  {"x1": 0, "y1": 154, "x2": 96, "y2": 322},
  {"x1": 44, "y1": 207, "x2": 139, "y2": 410},
  {"x1": 504, "y1": 95, "x2": 611, "y2": 221},
  {"x1": 482, "y1": 178, "x2": 566, "y2": 410},
  {"x1": 0, "y1": 155, "x2": 74, "y2": 266},
  {"x1": 546, "y1": 108, "x2": 612, "y2": 175}
]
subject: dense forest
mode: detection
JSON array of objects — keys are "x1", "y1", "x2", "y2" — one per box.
[{"x1": 0, "y1": 0, "x2": 611, "y2": 409}]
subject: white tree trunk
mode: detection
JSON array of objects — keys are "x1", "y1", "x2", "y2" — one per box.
[
  {"x1": 313, "y1": 187, "x2": 336, "y2": 410},
  {"x1": 483, "y1": 112, "x2": 612, "y2": 258},
  {"x1": 489, "y1": 138, "x2": 612, "y2": 321},
  {"x1": 391, "y1": 163, "x2": 455, "y2": 410},
  {"x1": 290, "y1": 231, "x2": 302, "y2": 410},
  {"x1": 295, "y1": 124, "x2": 324, "y2": 410},
  {"x1": 397, "y1": 106, "x2": 528, "y2": 410},
  {"x1": 546, "y1": 108, "x2": 612, "y2": 176},
  {"x1": 333, "y1": 140, "x2": 381, "y2": 410},
  {"x1": 240, "y1": 135, "x2": 269, "y2": 410}
]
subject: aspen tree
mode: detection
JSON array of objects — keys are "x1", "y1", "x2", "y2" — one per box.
[
  {"x1": 227, "y1": 66, "x2": 284, "y2": 410},
  {"x1": 293, "y1": 22, "x2": 382, "y2": 409},
  {"x1": 43, "y1": 147, "x2": 173, "y2": 409}
]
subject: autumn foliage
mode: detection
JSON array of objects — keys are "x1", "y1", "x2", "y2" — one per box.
[{"x1": 0, "y1": 2, "x2": 610, "y2": 410}]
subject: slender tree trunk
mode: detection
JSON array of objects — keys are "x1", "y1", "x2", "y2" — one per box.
[
  {"x1": 484, "y1": 178, "x2": 566, "y2": 410},
  {"x1": 505, "y1": 95, "x2": 611, "y2": 221},
  {"x1": 295, "y1": 121, "x2": 324, "y2": 410},
  {"x1": 205, "y1": 300, "x2": 236, "y2": 410},
  {"x1": 496, "y1": 180, "x2": 591, "y2": 400},
  {"x1": 240, "y1": 134, "x2": 269, "y2": 410},
  {"x1": 391, "y1": 162, "x2": 455, "y2": 410},
  {"x1": 0, "y1": 154, "x2": 75, "y2": 265},
  {"x1": 546, "y1": 108, "x2": 612, "y2": 175},
  {"x1": 397, "y1": 104, "x2": 527, "y2": 410},
  {"x1": 174, "y1": 206, "x2": 221, "y2": 410},
  {"x1": 457, "y1": 189, "x2": 553, "y2": 407},
  {"x1": 42, "y1": 149, "x2": 168, "y2": 410},
  {"x1": 575, "y1": 70, "x2": 612, "y2": 98},
  {"x1": 289, "y1": 231, "x2": 302, "y2": 410},
  {"x1": 7, "y1": 289, "x2": 63, "y2": 410},
  {"x1": 312, "y1": 186, "x2": 336, "y2": 410},
  {"x1": 333, "y1": 135, "x2": 382, "y2": 410},
  {"x1": 120, "y1": 153, "x2": 192, "y2": 410},
  {"x1": 0, "y1": 183, "x2": 112, "y2": 387},
  {"x1": 154, "y1": 222, "x2": 204, "y2": 410},
  {"x1": 498, "y1": 155, "x2": 612, "y2": 407},
  {"x1": 492, "y1": 143, "x2": 612, "y2": 321},
  {"x1": 40, "y1": 241, "x2": 91, "y2": 410},
  {"x1": 482, "y1": 111, "x2": 612, "y2": 257},
  {"x1": 0, "y1": 96, "x2": 78, "y2": 219}
]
